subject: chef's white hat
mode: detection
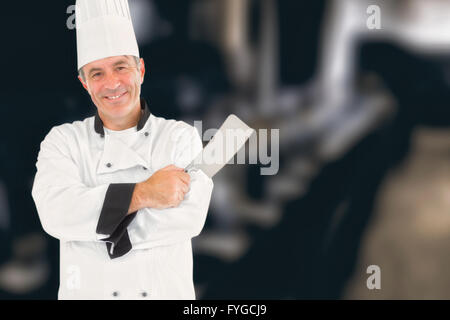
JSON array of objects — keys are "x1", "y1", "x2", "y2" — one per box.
[{"x1": 76, "y1": 0, "x2": 140, "y2": 71}]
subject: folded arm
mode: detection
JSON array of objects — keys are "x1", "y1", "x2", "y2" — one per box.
[{"x1": 125, "y1": 125, "x2": 214, "y2": 249}]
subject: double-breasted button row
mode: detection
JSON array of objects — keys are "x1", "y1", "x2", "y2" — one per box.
[
  {"x1": 101, "y1": 131, "x2": 149, "y2": 170},
  {"x1": 111, "y1": 291, "x2": 149, "y2": 297}
]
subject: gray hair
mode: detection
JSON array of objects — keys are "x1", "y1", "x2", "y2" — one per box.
[{"x1": 78, "y1": 55, "x2": 141, "y2": 82}]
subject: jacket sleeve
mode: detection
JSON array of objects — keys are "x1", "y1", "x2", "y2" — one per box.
[
  {"x1": 127, "y1": 126, "x2": 214, "y2": 250},
  {"x1": 32, "y1": 127, "x2": 136, "y2": 244}
]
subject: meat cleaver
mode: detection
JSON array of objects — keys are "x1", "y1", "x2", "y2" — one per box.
[{"x1": 185, "y1": 114, "x2": 255, "y2": 178}]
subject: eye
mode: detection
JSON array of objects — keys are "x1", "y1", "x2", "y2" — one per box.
[
  {"x1": 92, "y1": 72, "x2": 102, "y2": 79},
  {"x1": 116, "y1": 66, "x2": 127, "y2": 72}
]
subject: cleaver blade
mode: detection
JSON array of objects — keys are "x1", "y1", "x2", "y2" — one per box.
[{"x1": 185, "y1": 114, "x2": 255, "y2": 178}]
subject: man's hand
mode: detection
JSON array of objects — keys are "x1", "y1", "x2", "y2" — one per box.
[{"x1": 128, "y1": 165, "x2": 191, "y2": 213}]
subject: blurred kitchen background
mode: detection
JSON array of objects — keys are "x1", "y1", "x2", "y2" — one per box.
[{"x1": 2, "y1": 0, "x2": 450, "y2": 299}]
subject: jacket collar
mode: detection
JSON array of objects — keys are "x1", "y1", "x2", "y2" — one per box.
[{"x1": 94, "y1": 98, "x2": 151, "y2": 135}]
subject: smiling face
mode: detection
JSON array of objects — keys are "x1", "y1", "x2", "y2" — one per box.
[{"x1": 78, "y1": 55, "x2": 145, "y2": 130}]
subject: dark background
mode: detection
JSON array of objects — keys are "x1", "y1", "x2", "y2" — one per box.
[{"x1": 1, "y1": 0, "x2": 450, "y2": 299}]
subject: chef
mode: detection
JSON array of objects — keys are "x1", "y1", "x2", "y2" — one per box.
[{"x1": 31, "y1": 0, "x2": 213, "y2": 300}]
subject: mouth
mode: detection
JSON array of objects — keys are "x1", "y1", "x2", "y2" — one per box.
[{"x1": 104, "y1": 91, "x2": 128, "y2": 101}]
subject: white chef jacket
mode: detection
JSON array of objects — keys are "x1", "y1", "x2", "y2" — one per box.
[{"x1": 31, "y1": 99, "x2": 213, "y2": 300}]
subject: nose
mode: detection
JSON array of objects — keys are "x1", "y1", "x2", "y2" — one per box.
[{"x1": 103, "y1": 72, "x2": 120, "y2": 90}]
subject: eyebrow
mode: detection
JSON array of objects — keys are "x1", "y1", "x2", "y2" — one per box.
[
  {"x1": 87, "y1": 59, "x2": 130, "y2": 76},
  {"x1": 112, "y1": 59, "x2": 130, "y2": 67},
  {"x1": 87, "y1": 67, "x2": 103, "y2": 76}
]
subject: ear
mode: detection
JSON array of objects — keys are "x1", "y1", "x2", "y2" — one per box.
[
  {"x1": 78, "y1": 75, "x2": 89, "y2": 91},
  {"x1": 139, "y1": 58, "x2": 146, "y2": 84}
]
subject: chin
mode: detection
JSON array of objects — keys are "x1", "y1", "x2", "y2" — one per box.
[
  {"x1": 106, "y1": 104, "x2": 133, "y2": 118},
  {"x1": 107, "y1": 102, "x2": 140, "y2": 120}
]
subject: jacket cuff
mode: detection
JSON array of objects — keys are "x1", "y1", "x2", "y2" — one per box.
[
  {"x1": 105, "y1": 232, "x2": 132, "y2": 259},
  {"x1": 104, "y1": 212, "x2": 137, "y2": 259},
  {"x1": 96, "y1": 183, "x2": 137, "y2": 258}
]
